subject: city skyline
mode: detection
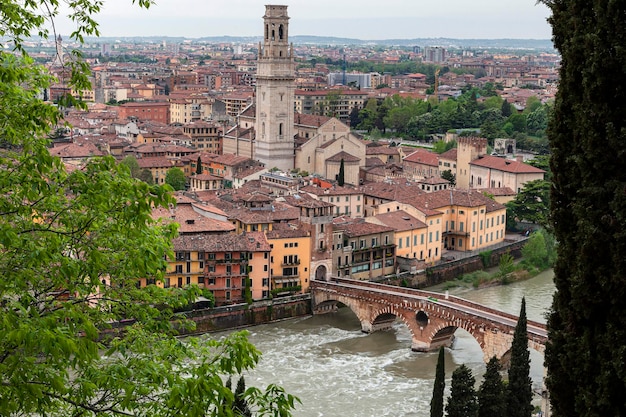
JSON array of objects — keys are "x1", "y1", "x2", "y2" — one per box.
[{"x1": 55, "y1": 0, "x2": 552, "y2": 41}]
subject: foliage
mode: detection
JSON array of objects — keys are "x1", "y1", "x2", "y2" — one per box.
[
  {"x1": 507, "y1": 297, "x2": 533, "y2": 417},
  {"x1": 430, "y1": 347, "x2": 445, "y2": 417},
  {"x1": 138, "y1": 168, "x2": 155, "y2": 184},
  {"x1": 505, "y1": 179, "x2": 551, "y2": 228},
  {"x1": 0, "y1": 1, "x2": 298, "y2": 415},
  {"x1": 196, "y1": 156, "x2": 203, "y2": 175},
  {"x1": 440, "y1": 169, "x2": 456, "y2": 186},
  {"x1": 445, "y1": 364, "x2": 478, "y2": 417},
  {"x1": 520, "y1": 230, "x2": 554, "y2": 270},
  {"x1": 479, "y1": 250, "x2": 493, "y2": 268},
  {"x1": 477, "y1": 357, "x2": 507, "y2": 417},
  {"x1": 498, "y1": 252, "x2": 516, "y2": 279},
  {"x1": 165, "y1": 167, "x2": 187, "y2": 191},
  {"x1": 120, "y1": 155, "x2": 141, "y2": 178}
]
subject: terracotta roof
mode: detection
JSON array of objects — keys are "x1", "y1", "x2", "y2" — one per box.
[
  {"x1": 49, "y1": 142, "x2": 107, "y2": 158},
  {"x1": 480, "y1": 187, "x2": 516, "y2": 196},
  {"x1": 281, "y1": 193, "x2": 334, "y2": 209},
  {"x1": 439, "y1": 148, "x2": 457, "y2": 160},
  {"x1": 332, "y1": 217, "x2": 395, "y2": 238},
  {"x1": 470, "y1": 155, "x2": 545, "y2": 174},
  {"x1": 294, "y1": 112, "x2": 332, "y2": 127},
  {"x1": 360, "y1": 181, "x2": 425, "y2": 201},
  {"x1": 403, "y1": 149, "x2": 439, "y2": 166},
  {"x1": 398, "y1": 188, "x2": 506, "y2": 214},
  {"x1": 365, "y1": 157, "x2": 385, "y2": 167},
  {"x1": 366, "y1": 146, "x2": 400, "y2": 156},
  {"x1": 151, "y1": 203, "x2": 235, "y2": 234},
  {"x1": 326, "y1": 151, "x2": 360, "y2": 163},
  {"x1": 370, "y1": 210, "x2": 427, "y2": 231},
  {"x1": 172, "y1": 232, "x2": 270, "y2": 252}
]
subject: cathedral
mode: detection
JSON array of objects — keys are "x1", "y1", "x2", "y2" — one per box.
[{"x1": 222, "y1": 5, "x2": 365, "y2": 185}]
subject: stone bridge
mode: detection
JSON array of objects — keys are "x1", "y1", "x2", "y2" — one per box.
[{"x1": 310, "y1": 278, "x2": 547, "y2": 363}]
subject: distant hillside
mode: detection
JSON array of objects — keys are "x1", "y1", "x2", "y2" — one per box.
[{"x1": 87, "y1": 35, "x2": 555, "y2": 51}]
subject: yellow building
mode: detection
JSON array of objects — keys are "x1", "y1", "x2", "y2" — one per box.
[
  {"x1": 367, "y1": 210, "x2": 430, "y2": 265},
  {"x1": 266, "y1": 225, "x2": 312, "y2": 295}
]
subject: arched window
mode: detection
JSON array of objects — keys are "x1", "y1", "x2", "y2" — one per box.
[
  {"x1": 265, "y1": 24, "x2": 269, "y2": 40},
  {"x1": 279, "y1": 123, "x2": 283, "y2": 136},
  {"x1": 279, "y1": 24, "x2": 284, "y2": 40}
]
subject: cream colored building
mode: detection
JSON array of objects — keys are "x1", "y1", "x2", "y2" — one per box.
[{"x1": 295, "y1": 118, "x2": 366, "y2": 186}]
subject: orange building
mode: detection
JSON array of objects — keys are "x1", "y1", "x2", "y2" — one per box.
[{"x1": 265, "y1": 224, "x2": 312, "y2": 295}]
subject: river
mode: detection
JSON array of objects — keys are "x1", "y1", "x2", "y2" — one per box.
[{"x1": 208, "y1": 269, "x2": 555, "y2": 416}]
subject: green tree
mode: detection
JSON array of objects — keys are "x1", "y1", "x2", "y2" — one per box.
[
  {"x1": 477, "y1": 357, "x2": 507, "y2": 417},
  {"x1": 498, "y1": 252, "x2": 516, "y2": 279},
  {"x1": 138, "y1": 168, "x2": 155, "y2": 184},
  {"x1": 505, "y1": 179, "x2": 551, "y2": 228},
  {"x1": 507, "y1": 297, "x2": 533, "y2": 417},
  {"x1": 521, "y1": 230, "x2": 550, "y2": 270},
  {"x1": 542, "y1": 2, "x2": 626, "y2": 411},
  {"x1": 441, "y1": 169, "x2": 456, "y2": 186},
  {"x1": 501, "y1": 99, "x2": 513, "y2": 117},
  {"x1": 446, "y1": 364, "x2": 478, "y2": 417},
  {"x1": 196, "y1": 156, "x2": 203, "y2": 175},
  {"x1": 430, "y1": 347, "x2": 445, "y2": 417},
  {"x1": 234, "y1": 376, "x2": 253, "y2": 416},
  {"x1": 165, "y1": 167, "x2": 187, "y2": 190},
  {"x1": 0, "y1": 1, "x2": 298, "y2": 416},
  {"x1": 337, "y1": 158, "x2": 345, "y2": 186},
  {"x1": 120, "y1": 155, "x2": 141, "y2": 178}
]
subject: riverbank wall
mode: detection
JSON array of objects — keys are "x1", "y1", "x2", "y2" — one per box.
[
  {"x1": 182, "y1": 294, "x2": 312, "y2": 335},
  {"x1": 374, "y1": 237, "x2": 527, "y2": 289}
]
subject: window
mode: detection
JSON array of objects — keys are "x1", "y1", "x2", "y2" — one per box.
[
  {"x1": 208, "y1": 253, "x2": 215, "y2": 260},
  {"x1": 429, "y1": 232, "x2": 432, "y2": 243},
  {"x1": 405, "y1": 236, "x2": 409, "y2": 248},
  {"x1": 175, "y1": 265, "x2": 183, "y2": 273},
  {"x1": 460, "y1": 222, "x2": 464, "y2": 232},
  {"x1": 398, "y1": 238, "x2": 402, "y2": 249}
]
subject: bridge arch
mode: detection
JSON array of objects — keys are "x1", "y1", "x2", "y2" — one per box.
[{"x1": 310, "y1": 279, "x2": 547, "y2": 363}]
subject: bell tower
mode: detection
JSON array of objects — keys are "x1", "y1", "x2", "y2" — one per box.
[{"x1": 254, "y1": 5, "x2": 295, "y2": 171}]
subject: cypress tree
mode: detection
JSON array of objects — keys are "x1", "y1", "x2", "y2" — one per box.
[
  {"x1": 234, "y1": 376, "x2": 252, "y2": 416},
  {"x1": 507, "y1": 297, "x2": 533, "y2": 417},
  {"x1": 430, "y1": 347, "x2": 445, "y2": 417},
  {"x1": 540, "y1": 1, "x2": 626, "y2": 416},
  {"x1": 196, "y1": 156, "x2": 203, "y2": 175},
  {"x1": 445, "y1": 364, "x2": 478, "y2": 417},
  {"x1": 337, "y1": 158, "x2": 345, "y2": 186},
  {"x1": 477, "y1": 356, "x2": 506, "y2": 417}
]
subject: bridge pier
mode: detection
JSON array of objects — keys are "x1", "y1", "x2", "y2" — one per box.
[{"x1": 361, "y1": 318, "x2": 395, "y2": 333}]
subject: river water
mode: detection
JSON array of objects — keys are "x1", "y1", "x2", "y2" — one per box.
[{"x1": 208, "y1": 269, "x2": 555, "y2": 416}]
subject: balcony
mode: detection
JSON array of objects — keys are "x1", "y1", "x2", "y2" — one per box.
[
  {"x1": 281, "y1": 259, "x2": 301, "y2": 267},
  {"x1": 214, "y1": 258, "x2": 247, "y2": 264}
]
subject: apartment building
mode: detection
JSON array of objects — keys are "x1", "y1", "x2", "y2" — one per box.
[
  {"x1": 331, "y1": 217, "x2": 396, "y2": 280},
  {"x1": 266, "y1": 224, "x2": 312, "y2": 295}
]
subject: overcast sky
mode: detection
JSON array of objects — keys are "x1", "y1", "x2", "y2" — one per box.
[{"x1": 57, "y1": 0, "x2": 552, "y2": 40}]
